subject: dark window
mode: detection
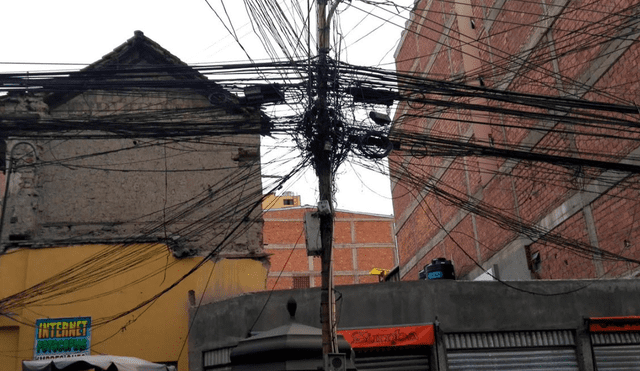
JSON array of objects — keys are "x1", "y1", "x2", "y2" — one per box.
[
  {"x1": 292, "y1": 276, "x2": 310, "y2": 289},
  {"x1": 525, "y1": 245, "x2": 542, "y2": 278},
  {"x1": 283, "y1": 199, "x2": 294, "y2": 205},
  {"x1": 0, "y1": 138, "x2": 5, "y2": 172}
]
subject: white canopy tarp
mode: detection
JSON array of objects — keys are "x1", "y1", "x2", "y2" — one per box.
[{"x1": 22, "y1": 355, "x2": 176, "y2": 371}]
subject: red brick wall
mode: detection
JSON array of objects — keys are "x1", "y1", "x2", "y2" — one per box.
[
  {"x1": 392, "y1": 0, "x2": 640, "y2": 281},
  {"x1": 263, "y1": 208, "x2": 397, "y2": 290}
]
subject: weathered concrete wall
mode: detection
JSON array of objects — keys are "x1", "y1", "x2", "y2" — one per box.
[
  {"x1": 1, "y1": 88, "x2": 264, "y2": 257},
  {"x1": 188, "y1": 279, "x2": 640, "y2": 370},
  {"x1": 0, "y1": 31, "x2": 266, "y2": 258}
]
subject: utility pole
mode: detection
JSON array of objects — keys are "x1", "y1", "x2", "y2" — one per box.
[{"x1": 316, "y1": 0, "x2": 339, "y2": 356}]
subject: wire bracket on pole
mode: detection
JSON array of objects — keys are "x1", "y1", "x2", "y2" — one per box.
[{"x1": 318, "y1": 200, "x2": 331, "y2": 215}]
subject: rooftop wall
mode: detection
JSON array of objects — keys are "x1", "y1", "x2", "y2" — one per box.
[{"x1": 189, "y1": 279, "x2": 640, "y2": 370}]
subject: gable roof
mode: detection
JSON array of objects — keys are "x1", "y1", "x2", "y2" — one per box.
[
  {"x1": 84, "y1": 30, "x2": 203, "y2": 78},
  {"x1": 44, "y1": 30, "x2": 233, "y2": 108}
]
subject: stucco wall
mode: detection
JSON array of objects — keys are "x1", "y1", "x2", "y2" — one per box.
[{"x1": 0, "y1": 243, "x2": 267, "y2": 371}]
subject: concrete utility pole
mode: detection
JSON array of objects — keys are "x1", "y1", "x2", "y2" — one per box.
[{"x1": 316, "y1": 0, "x2": 339, "y2": 355}]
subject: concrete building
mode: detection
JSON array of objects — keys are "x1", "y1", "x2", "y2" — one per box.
[
  {"x1": 391, "y1": 1, "x2": 640, "y2": 281},
  {"x1": 0, "y1": 31, "x2": 268, "y2": 371},
  {"x1": 262, "y1": 192, "x2": 301, "y2": 210},
  {"x1": 263, "y1": 206, "x2": 398, "y2": 289},
  {"x1": 188, "y1": 279, "x2": 640, "y2": 370}
]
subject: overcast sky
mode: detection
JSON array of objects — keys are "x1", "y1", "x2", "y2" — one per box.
[{"x1": 0, "y1": 0, "x2": 412, "y2": 215}]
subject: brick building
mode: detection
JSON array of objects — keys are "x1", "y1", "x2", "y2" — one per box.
[
  {"x1": 391, "y1": 1, "x2": 640, "y2": 281},
  {"x1": 263, "y1": 204, "x2": 397, "y2": 289},
  {"x1": 0, "y1": 31, "x2": 267, "y2": 371}
]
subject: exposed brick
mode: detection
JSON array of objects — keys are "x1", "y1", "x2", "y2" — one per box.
[
  {"x1": 334, "y1": 275, "x2": 356, "y2": 286},
  {"x1": 392, "y1": 0, "x2": 640, "y2": 281},
  {"x1": 357, "y1": 248, "x2": 395, "y2": 272},
  {"x1": 263, "y1": 208, "x2": 397, "y2": 289},
  {"x1": 355, "y1": 221, "x2": 393, "y2": 244},
  {"x1": 333, "y1": 248, "x2": 354, "y2": 271}
]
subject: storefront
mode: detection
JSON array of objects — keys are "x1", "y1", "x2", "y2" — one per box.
[
  {"x1": 590, "y1": 316, "x2": 640, "y2": 370},
  {"x1": 339, "y1": 324, "x2": 435, "y2": 370},
  {"x1": 443, "y1": 330, "x2": 579, "y2": 370},
  {"x1": 188, "y1": 279, "x2": 640, "y2": 371}
]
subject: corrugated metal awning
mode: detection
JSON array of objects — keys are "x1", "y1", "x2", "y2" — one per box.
[{"x1": 591, "y1": 331, "x2": 640, "y2": 345}]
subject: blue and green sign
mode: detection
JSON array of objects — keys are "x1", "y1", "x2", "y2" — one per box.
[{"x1": 34, "y1": 317, "x2": 91, "y2": 360}]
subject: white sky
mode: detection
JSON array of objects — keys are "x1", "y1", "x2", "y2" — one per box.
[{"x1": 0, "y1": 0, "x2": 412, "y2": 215}]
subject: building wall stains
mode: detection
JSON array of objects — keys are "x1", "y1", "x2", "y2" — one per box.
[{"x1": 0, "y1": 31, "x2": 268, "y2": 371}]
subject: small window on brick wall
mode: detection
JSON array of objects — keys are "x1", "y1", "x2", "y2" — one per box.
[
  {"x1": 525, "y1": 245, "x2": 542, "y2": 279},
  {"x1": 292, "y1": 276, "x2": 310, "y2": 289},
  {"x1": 283, "y1": 199, "x2": 294, "y2": 205}
]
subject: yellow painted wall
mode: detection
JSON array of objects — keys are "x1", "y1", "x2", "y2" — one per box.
[
  {"x1": 262, "y1": 193, "x2": 301, "y2": 210},
  {"x1": 0, "y1": 244, "x2": 267, "y2": 371},
  {"x1": 0, "y1": 326, "x2": 19, "y2": 371}
]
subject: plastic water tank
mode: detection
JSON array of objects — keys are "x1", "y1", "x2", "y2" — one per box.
[
  {"x1": 418, "y1": 269, "x2": 427, "y2": 280},
  {"x1": 425, "y1": 258, "x2": 455, "y2": 280}
]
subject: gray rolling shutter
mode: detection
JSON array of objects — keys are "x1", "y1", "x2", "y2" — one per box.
[
  {"x1": 447, "y1": 348, "x2": 578, "y2": 370},
  {"x1": 444, "y1": 331, "x2": 579, "y2": 371},
  {"x1": 354, "y1": 348, "x2": 430, "y2": 371},
  {"x1": 203, "y1": 347, "x2": 232, "y2": 370},
  {"x1": 591, "y1": 332, "x2": 640, "y2": 370},
  {"x1": 355, "y1": 354, "x2": 429, "y2": 371}
]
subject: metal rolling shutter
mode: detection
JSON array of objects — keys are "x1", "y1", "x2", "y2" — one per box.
[
  {"x1": 591, "y1": 332, "x2": 640, "y2": 370},
  {"x1": 354, "y1": 348, "x2": 430, "y2": 371},
  {"x1": 444, "y1": 330, "x2": 579, "y2": 371},
  {"x1": 203, "y1": 347, "x2": 232, "y2": 370}
]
